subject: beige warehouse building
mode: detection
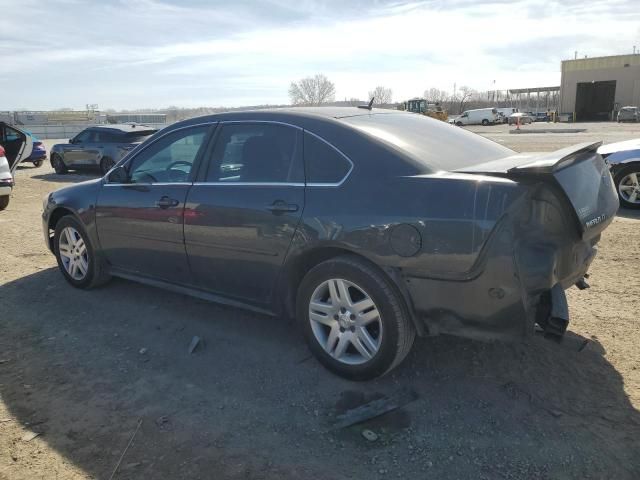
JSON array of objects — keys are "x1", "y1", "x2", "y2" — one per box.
[{"x1": 560, "y1": 54, "x2": 640, "y2": 121}]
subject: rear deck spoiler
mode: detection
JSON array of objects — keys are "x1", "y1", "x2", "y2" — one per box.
[{"x1": 455, "y1": 142, "x2": 603, "y2": 176}]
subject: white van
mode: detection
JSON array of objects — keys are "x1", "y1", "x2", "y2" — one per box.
[{"x1": 454, "y1": 108, "x2": 500, "y2": 126}]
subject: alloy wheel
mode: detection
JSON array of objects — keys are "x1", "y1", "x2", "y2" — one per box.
[
  {"x1": 618, "y1": 171, "x2": 640, "y2": 205},
  {"x1": 58, "y1": 226, "x2": 89, "y2": 281},
  {"x1": 308, "y1": 278, "x2": 383, "y2": 365}
]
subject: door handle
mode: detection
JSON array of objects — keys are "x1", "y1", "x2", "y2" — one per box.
[
  {"x1": 267, "y1": 200, "x2": 299, "y2": 214},
  {"x1": 156, "y1": 196, "x2": 180, "y2": 209}
]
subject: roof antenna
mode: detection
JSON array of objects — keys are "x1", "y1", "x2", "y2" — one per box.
[{"x1": 358, "y1": 97, "x2": 375, "y2": 110}]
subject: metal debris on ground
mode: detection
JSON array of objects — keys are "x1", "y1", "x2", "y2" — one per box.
[
  {"x1": 22, "y1": 431, "x2": 41, "y2": 442},
  {"x1": 361, "y1": 429, "x2": 379, "y2": 442},
  {"x1": 108, "y1": 417, "x2": 143, "y2": 480},
  {"x1": 188, "y1": 336, "x2": 202, "y2": 354},
  {"x1": 332, "y1": 388, "x2": 418, "y2": 430}
]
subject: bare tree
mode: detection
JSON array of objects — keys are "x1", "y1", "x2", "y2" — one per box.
[
  {"x1": 367, "y1": 86, "x2": 393, "y2": 105},
  {"x1": 457, "y1": 86, "x2": 475, "y2": 113},
  {"x1": 289, "y1": 74, "x2": 336, "y2": 105},
  {"x1": 424, "y1": 88, "x2": 448, "y2": 104}
]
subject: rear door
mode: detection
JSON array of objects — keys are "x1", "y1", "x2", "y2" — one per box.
[
  {"x1": 96, "y1": 123, "x2": 213, "y2": 284},
  {"x1": 184, "y1": 121, "x2": 304, "y2": 305}
]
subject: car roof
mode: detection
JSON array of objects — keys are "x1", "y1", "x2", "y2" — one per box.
[{"x1": 90, "y1": 124, "x2": 157, "y2": 133}]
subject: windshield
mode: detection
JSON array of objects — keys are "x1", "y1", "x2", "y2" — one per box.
[
  {"x1": 341, "y1": 113, "x2": 513, "y2": 172},
  {"x1": 123, "y1": 130, "x2": 157, "y2": 143}
]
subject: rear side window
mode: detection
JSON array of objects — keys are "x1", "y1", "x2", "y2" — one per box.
[
  {"x1": 206, "y1": 123, "x2": 302, "y2": 183},
  {"x1": 304, "y1": 132, "x2": 352, "y2": 184}
]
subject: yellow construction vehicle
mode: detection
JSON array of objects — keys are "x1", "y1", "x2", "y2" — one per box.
[{"x1": 398, "y1": 98, "x2": 448, "y2": 122}]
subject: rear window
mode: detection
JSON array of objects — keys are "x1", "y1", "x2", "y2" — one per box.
[
  {"x1": 123, "y1": 130, "x2": 157, "y2": 143},
  {"x1": 340, "y1": 113, "x2": 513, "y2": 172}
]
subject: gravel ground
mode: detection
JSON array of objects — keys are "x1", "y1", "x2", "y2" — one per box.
[{"x1": 1, "y1": 127, "x2": 639, "y2": 479}]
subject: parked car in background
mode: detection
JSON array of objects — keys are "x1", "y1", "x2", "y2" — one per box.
[
  {"x1": 43, "y1": 107, "x2": 618, "y2": 379},
  {"x1": 0, "y1": 122, "x2": 32, "y2": 210},
  {"x1": 454, "y1": 108, "x2": 500, "y2": 126},
  {"x1": 496, "y1": 107, "x2": 518, "y2": 123},
  {"x1": 598, "y1": 138, "x2": 640, "y2": 209},
  {"x1": 50, "y1": 124, "x2": 157, "y2": 175},
  {"x1": 534, "y1": 112, "x2": 551, "y2": 122},
  {"x1": 23, "y1": 137, "x2": 47, "y2": 167},
  {"x1": 508, "y1": 112, "x2": 534, "y2": 125},
  {"x1": 617, "y1": 106, "x2": 639, "y2": 123}
]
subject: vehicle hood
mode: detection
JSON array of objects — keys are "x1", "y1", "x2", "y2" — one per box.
[{"x1": 597, "y1": 138, "x2": 640, "y2": 156}]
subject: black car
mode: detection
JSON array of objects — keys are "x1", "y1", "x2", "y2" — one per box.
[
  {"x1": 42, "y1": 107, "x2": 618, "y2": 379},
  {"x1": 50, "y1": 124, "x2": 157, "y2": 175}
]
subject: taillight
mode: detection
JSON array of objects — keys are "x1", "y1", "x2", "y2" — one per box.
[{"x1": 0, "y1": 146, "x2": 5, "y2": 157}]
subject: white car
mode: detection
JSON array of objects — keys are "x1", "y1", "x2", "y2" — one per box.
[
  {"x1": 0, "y1": 122, "x2": 33, "y2": 210},
  {"x1": 454, "y1": 108, "x2": 500, "y2": 126},
  {"x1": 598, "y1": 138, "x2": 640, "y2": 209},
  {"x1": 508, "y1": 112, "x2": 534, "y2": 125}
]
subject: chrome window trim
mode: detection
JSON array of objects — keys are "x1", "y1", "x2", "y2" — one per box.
[
  {"x1": 193, "y1": 182, "x2": 305, "y2": 187},
  {"x1": 218, "y1": 120, "x2": 303, "y2": 130},
  {"x1": 303, "y1": 130, "x2": 354, "y2": 187}
]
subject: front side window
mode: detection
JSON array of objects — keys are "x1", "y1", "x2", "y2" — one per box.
[
  {"x1": 73, "y1": 130, "x2": 92, "y2": 143},
  {"x1": 304, "y1": 132, "x2": 352, "y2": 184},
  {"x1": 205, "y1": 123, "x2": 302, "y2": 183},
  {"x1": 126, "y1": 126, "x2": 208, "y2": 184}
]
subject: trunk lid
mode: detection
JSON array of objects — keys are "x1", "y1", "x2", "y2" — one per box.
[{"x1": 456, "y1": 142, "x2": 619, "y2": 239}]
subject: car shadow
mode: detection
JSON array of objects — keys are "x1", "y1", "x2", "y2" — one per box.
[
  {"x1": 30, "y1": 172, "x2": 101, "y2": 184},
  {"x1": 1, "y1": 269, "x2": 639, "y2": 479},
  {"x1": 616, "y1": 207, "x2": 640, "y2": 220}
]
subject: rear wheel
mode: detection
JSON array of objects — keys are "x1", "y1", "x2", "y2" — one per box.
[
  {"x1": 297, "y1": 255, "x2": 415, "y2": 380},
  {"x1": 481, "y1": 119, "x2": 489, "y2": 126},
  {"x1": 51, "y1": 154, "x2": 67, "y2": 174},
  {"x1": 100, "y1": 156, "x2": 115, "y2": 175},
  {"x1": 613, "y1": 164, "x2": 640, "y2": 209},
  {"x1": 54, "y1": 216, "x2": 111, "y2": 288},
  {"x1": 33, "y1": 159, "x2": 43, "y2": 168},
  {"x1": 0, "y1": 195, "x2": 9, "y2": 210}
]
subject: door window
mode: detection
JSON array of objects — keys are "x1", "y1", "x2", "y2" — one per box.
[
  {"x1": 205, "y1": 123, "x2": 302, "y2": 183},
  {"x1": 126, "y1": 126, "x2": 209, "y2": 184},
  {"x1": 73, "y1": 130, "x2": 92, "y2": 143}
]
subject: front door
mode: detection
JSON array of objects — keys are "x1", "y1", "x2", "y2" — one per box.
[
  {"x1": 96, "y1": 124, "x2": 213, "y2": 284},
  {"x1": 184, "y1": 122, "x2": 304, "y2": 306}
]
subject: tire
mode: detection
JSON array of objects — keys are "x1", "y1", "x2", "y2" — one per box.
[
  {"x1": 296, "y1": 255, "x2": 415, "y2": 380},
  {"x1": 455, "y1": 121, "x2": 463, "y2": 127},
  {"x1": 51, "y1": 154, "x2": 67, "y2": 174},
  {"x1": 54, "y1": 215, "x2": 111, "y2": 289},
  {"x1": 613, "y1": 164, "x2": 640, "y2": 209},
  {"x1": 33, "y1": 159, "x2": 44, "y2": 168},
  {"x1": 0, "y1": 195, "x2": 9, "y2": 211},
  {"x1": 100, "y1": 157, "x2": 115, "y2": 175},
  {"x1": 481, "y1": 119, "x2": 489, "y2": 126}
]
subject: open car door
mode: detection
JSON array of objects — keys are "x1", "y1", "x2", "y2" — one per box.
[{"x1": 0, "y1": 122, "x2": 33, "y2": 174}]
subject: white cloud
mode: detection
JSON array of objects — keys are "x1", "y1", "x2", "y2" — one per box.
[{"x1": 0, "y1": 0, "x2": 638, "y2": 109}]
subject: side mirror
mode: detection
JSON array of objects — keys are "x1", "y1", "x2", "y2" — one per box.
[{"x1": 107, "y1": 165, "x2": 128, "y2": 183}]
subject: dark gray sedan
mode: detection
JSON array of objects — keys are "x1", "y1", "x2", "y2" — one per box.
[
  {"x1": 50, "y1": 124, "x2": 157, "y2": 175},
  {"x1": 42, "y1": 107, "x2": 618, "y2": 379}
]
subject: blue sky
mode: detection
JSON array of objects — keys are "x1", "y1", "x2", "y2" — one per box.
[{"x1": 1, "y1": 0, "x2": 638, "y2": 110}]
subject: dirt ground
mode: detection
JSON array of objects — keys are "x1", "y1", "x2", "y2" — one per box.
[{"x1": 1, "y1": 125, "x2": 640, "y2": 479}]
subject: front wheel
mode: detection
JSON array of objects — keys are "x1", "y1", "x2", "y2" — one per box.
[
  {"x1": 613, "y1": 164, "x2": 640, "y2": 209},
  {"x1": 51, "y1": 154, "x2": 67, "y2": 174},
  {"x1": 455, "y1": 121, "x2": 463, "y2": 127},
  {"x1": 297, "y1": 255, "x2": 415, "y2": 380},
  {"x1": 0, "y1": 195, "x2": 9, "y2": 210},
  {"x1": 54, "y1": 216, "x2": 111, "y2": 288},
  {"x1": 33, "y1": 159, "x2": 44, "y2": 168}
]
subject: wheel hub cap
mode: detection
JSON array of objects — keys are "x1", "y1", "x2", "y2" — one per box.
[
  {"x1": 58, "y1": 226, "x2": 89, "y2": 281},
  {"x1": 309, "y1": 278, "x2": 383, "y2": 365},
  {"x1": 619, "y1": 172, "x2": 640, "y2": 204}
]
